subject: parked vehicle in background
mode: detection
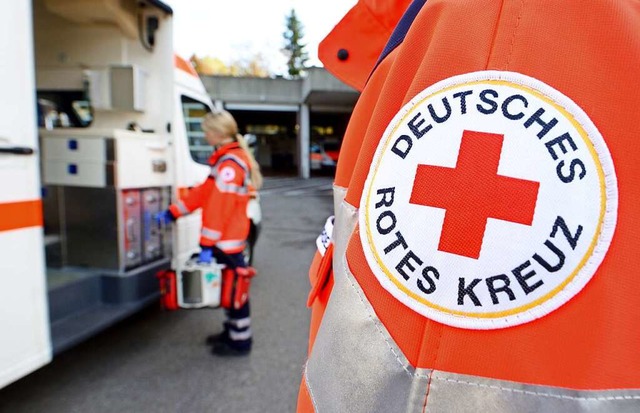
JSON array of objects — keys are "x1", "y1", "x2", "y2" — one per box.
[
  {"x1": 322, "y1": 141, "x2": 341, "y2": 163},
  {"x1": 310, "y1": 143, "x2": 337, "y2": 171},
  {"x1": 0, "y1": 0, "x2": 259, "y2": 390}
]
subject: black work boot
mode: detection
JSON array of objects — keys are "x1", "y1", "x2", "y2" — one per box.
[
  {"x1": 211, "y1": 339, "x2": 252, "y2": 357},
  {"x1": 205, "y1": 322, "x2": 229, "y2": 346}
]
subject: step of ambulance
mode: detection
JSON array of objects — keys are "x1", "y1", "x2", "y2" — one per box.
[{"x1": 47, "y1": 259, "x2": 168, "y2": 354}]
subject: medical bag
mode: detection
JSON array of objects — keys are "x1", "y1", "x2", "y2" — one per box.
[
  {"x1": 157, "y1": 255, "x2": 257, "y2": 310},
  {"x1": 156, "y1": 269, "x2": 179, "y2": 310},
  {"x1": 178, "y1": 258, "x2": 223, "y2": 309},
  {"x1": 221, "y1": 266, "x2": 257, "y2": 310}
]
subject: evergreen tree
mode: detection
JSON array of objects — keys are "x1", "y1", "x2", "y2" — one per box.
[{"x1": 282, "y1": 9, "x2": 309, "y2": 78}]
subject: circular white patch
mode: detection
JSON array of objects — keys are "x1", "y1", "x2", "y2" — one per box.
[
  {"x1": 219, "y1": 166, "x2": 236, "y2": 183},
  {"x1": 359, "y1": 71, "x2": 618, "y2": 329}
]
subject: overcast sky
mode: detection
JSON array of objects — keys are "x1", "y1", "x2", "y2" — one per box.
[{"x1": 163, "y1": 0, "x2": 357, "y2": 75}]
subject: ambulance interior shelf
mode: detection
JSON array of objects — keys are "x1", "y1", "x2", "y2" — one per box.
[
  {"x1": 38, "y1": 92, "x2": 93, "y2": 129},
  {"x1": 38, "y1": 92, "x2": 155, "y2": 134}
]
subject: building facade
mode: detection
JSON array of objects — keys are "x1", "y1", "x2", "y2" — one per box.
[{"x1": 201, "y1": 67, "x2": 358, "y2": 178}]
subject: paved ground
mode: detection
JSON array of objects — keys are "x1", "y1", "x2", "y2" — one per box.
[{"x1": 0, "y1": 177, "x2": 334, "y2": 413}]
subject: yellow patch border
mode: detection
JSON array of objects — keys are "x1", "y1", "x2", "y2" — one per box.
[{"x1": 363, "y1": 78, "x2": 607, "y2": 319}]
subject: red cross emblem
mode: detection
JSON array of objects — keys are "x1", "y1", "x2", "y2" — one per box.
[{"x1": 410, "y1": 130, "x2": 540, "y2": 259}]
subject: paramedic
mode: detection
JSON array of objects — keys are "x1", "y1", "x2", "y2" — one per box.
[
  {"x1": 159, "y1": 110, "x2": 262, "y2": 356},
  {"x1": 298, "y1": 0, "x2": 640, "y2": 411}
]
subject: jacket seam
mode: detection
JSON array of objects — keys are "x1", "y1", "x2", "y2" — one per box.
[
  {"x1": 304, "y1": 363, "x2": 320, "y2": 412},
  {"x1": 505, "y1": 0, "x2": 525, "y2": 70},
  {"x1": 431, "y1": 375, "x2": 640, "y2": 401},
  {"x1": 484, "y1": 0, "x2": 507, "y2": 68},
  {"x1": 342, "y1": 227, "x2": 421, "y2": 379}
]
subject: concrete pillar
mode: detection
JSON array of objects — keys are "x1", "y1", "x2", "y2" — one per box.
[{"x1": 298, "y1": 103, "x2": 310, "y2": 179}]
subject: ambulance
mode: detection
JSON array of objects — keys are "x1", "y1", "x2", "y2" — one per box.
[{"x1": 0, "y1": 0, "x2": 260, "y2": 388}]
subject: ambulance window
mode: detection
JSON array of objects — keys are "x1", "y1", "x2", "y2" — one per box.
[{"x1": 181, "y1": 95, "x2": 212, "y2": 165}]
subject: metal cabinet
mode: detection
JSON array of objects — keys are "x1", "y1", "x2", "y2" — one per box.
[
  {"x1": 141, "y1": 188, "x2": 162, "y2": 263},
  {"x1": 122, "y1": 190, "x2": 143, "y2": 269},
  {"x1": 50, "y1": 186, "x2": 171, "y2": 272},
  {"x1": 40, "y1": 129, "x2": 173, "y2": 273}
]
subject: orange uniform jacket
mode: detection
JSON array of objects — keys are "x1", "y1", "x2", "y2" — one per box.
[
  {"x1": 300, "y1": 0, "x2": 640, "y2": 412},
  {"x1": 170, "y1": 142, "x2": 251, "y2": 254}
]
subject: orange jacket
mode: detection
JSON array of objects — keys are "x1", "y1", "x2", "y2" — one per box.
[
  {"x1": 300, "y1": 0, "x2": 640, "y2": 412},
  {"x1": 170, "y1": 142, "x2": 251, "y2": 254},
  {"x1": 319, "y1": 0, "x2": 414, "y2": 91}
]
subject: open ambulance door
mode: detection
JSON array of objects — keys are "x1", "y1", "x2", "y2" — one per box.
[
  {"x1": 172, "y1": 62, "x2": 213, "y2": 273},
  {"x1": 0, "y1": 1, "x2": 52, "y2": 389}
]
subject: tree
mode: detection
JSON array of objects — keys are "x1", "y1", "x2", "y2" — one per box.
[
  {"x1": 282, "y1": 9, "x2": 309, "y2": 78},
  {"x1": 190, "y1": 54, "x2": 271, "y2": 78},
  {"x1": 232, "y1": 53, "x2": 271, "y2": 78},
  {"x1": 190, "y1": 55, "x2": 230, "y2": 76}
]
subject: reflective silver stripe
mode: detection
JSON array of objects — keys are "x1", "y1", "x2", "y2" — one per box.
[
  {"x1": 218, "y1": 154, "x2": 249, "y2": 171},
  {"x1": 332, "y1": 184, "x2": 347, "y2": 218},
  {"x1": 305, "y1": 191, "x2": 640, "y2": 412},
  {"x1": 306, "y1": 230, "x2": 428, "y2": 412},
  {"x1": 210, "y1": 155, "x2": 250, "y2": 176},
  {"x1": 215, "y1": 239, "x2": 246, "y2": 250},
  {"x1": 228, "y1": 317, "x2": 251, "y2": 329},
  {"x1": 424, "y1": 370, "x2": 640, "y2": 413},
  {"x1": 201, "y1": 227, "x2": 221, "y2": 241},
  {"x1": 331, "y1": 186, "x2": 354, "y2": 270},
  {"x1": 229, "y1": 328, "x2": 252, "y2": 341},
  {"x1": 215, "y1": 180, "x2": 249, "y2": 194},
  {"x1": 177, "y1": 200, "x2": 189, "y2": 215}
]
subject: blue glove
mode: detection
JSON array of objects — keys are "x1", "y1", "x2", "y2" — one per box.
[
  {"x1": 198, "y1": 248, "x2": 213, "y2": 264},
  {"x1": 155, "y1": 210, "x2": 174, "y2": 225}
]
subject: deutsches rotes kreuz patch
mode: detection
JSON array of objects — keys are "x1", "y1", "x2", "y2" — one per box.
[{"x1": 359, "y1": 71, "x2": 618, "y2": 329}]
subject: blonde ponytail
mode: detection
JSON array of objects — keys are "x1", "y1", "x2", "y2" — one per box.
[{"x1": 236, "y1": 133, "x2": 263, "y2": 190}]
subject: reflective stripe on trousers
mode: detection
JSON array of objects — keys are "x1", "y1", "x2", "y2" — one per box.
[
  {"x1": 303, "y1": 186, "x2": 640, "y2": 413},
  {"x1": 213, "y1": 249, "x2": 252, "y2": 348}
]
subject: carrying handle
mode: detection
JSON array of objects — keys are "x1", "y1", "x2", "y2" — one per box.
[{"x1": 0, "y1": 146, "x2": 34, "y2": 155}]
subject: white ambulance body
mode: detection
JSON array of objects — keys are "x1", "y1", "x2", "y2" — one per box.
[{"x1": 0, "y1": 0, "x2": 243, "y2": 388}]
